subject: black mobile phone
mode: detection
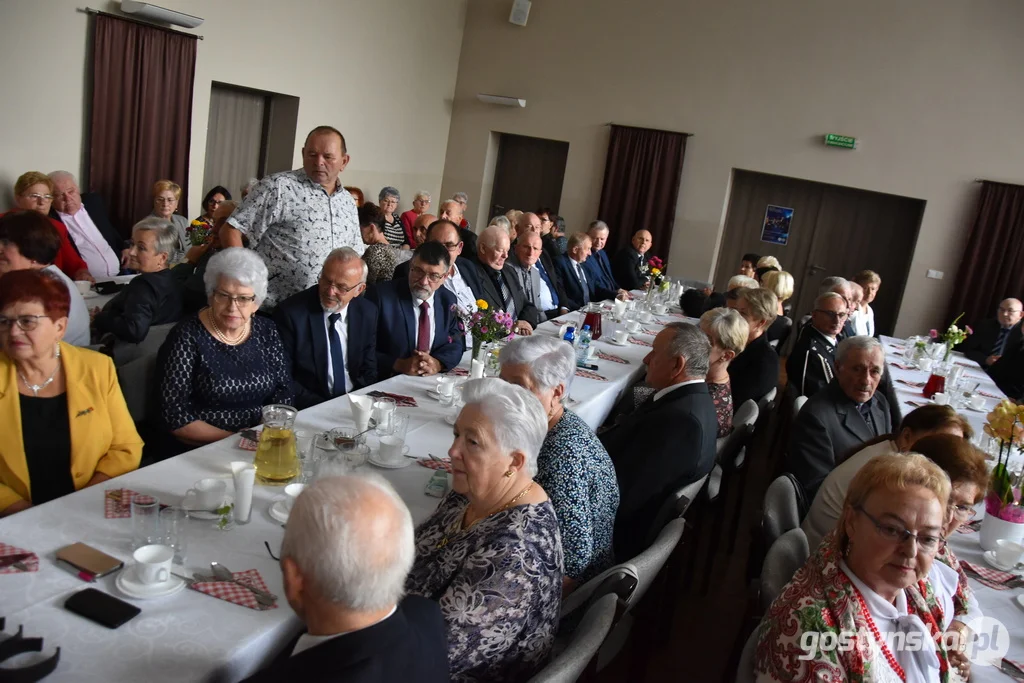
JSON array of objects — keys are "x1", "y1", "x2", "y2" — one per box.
[
  {"x1": 94, "y1": 281, "x2": 123, "y2": 296},
  {"x1": 64, "y1": 588, "x2": 140, "y2": 629}
]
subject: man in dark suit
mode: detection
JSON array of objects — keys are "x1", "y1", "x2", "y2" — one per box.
[
  {"x1": 556, "y1": 232, "x2": 620, "y2": 311},
  {"x1": 786, "y1": 336, "x2": 893, "y2": 502},
  {"x1": 601, "y1": 322, "x2": 717, "y2": 560},
  {"x1": 958, "y1": 298, "x2": 1023, "y2": 368},
  {"x1": 786, "y1": 292, "x2": 847, "y2": 398},
  {"x1": 48, "y1": 170, "x2": 124, "y2": 278},
  {"x1": 241, "y1": 476, "x2": 449, "y2": 683},
  {"x1": 274, "y1": 248, "x2": 378, "y2": 409},
  {"x1": 727, "y1": 287, "x2": 780, "y2": 408},
  {"x1": 611, "y1": 229, "x2": 652, "y2": 291},
  {"x1": 393, "y1": 219, "x2": 484, "y2": 311},
  {"x1": 989, "y1": 335, "x2": 1024, "y2": 400},
  {"x1": 475, "y1": 225, "x2": 539, "y2": 333},
  {"x1": 506, "y1": 230, "x2": 568, "y2": 323},
  {"x1": 367, "y1": 242, "x2": 463, "y2": 378},
  {"x1": 583, "y1": 220, "x2": 624, "y2": 294}
]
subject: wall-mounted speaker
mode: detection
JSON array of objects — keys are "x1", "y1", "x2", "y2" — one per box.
[{"x1": 509, "y1": 0, "x2": 531, "y2": 27}]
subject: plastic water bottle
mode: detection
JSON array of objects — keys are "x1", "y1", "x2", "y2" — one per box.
[
  {"x1": 576, "y1": 325, "x2": 592, "y2": 365},
  {"x1": 563, "y1": 326, "x2": 576, "y2": 346}
]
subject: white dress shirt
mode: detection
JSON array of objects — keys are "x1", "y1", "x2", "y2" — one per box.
[
  {"x1": 323, "y1": 306, "x2": 352, "y2": 394},
  {"x1": 411, "y1": 291, "x2": 437, "y2": 352},
  {"x1": 57, "y1": 206, "x2": 120, "y2": 278},
  {"x1": 854, "y1": 305, "x2": 875, "y2": 337},
  {"x1": 653, "y1": 378, "x2": 704, "y2": 402},
  {"x1": 291, "y1": 605, "x2": 398, "y2": 657},
  {"x1": 444, "y1": 265, "x2": 475, "y2": 346},
  {"x1": 534, "y1": 266, "x2": 556, "y2": 312}
]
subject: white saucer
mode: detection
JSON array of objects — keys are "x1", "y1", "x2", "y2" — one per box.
[
  {"x1": 369, "y1": 450, "x2": 413, "y2": 469},
  {"x1": 182, "y1": 493, "x2": 234, "y2": 520},
  {"x1": 269, "y1": 497, "x2": 290, "y2": 524},
  {"x1": 116, "y1": 569, "x2": 186, "y2": 600},
  {"x1": 966, "y1": 404, "x2": 988, "y2": 413},
  {"x1": 605, "y1": 338, "x2": 629, "y2": 347},
  {"x1": 82, "y1": 290, "x2": 99, "y2": 299},
  {"x1": 983, "y1": 550, "x2": 1021, "y2": 573},
  {"x1": 444, "y1": 413, "x2": 457, "y2": 426},
  {"x1": 426, "y1": 389, "x2": 441, "y2": 400}
]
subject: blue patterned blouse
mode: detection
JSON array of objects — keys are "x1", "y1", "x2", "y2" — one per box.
[
  {"x1": 537, "y1": 409, "x2": 619, "y2": 582},
  {"x1": 407, "y1": 492, "x2": 563, "y2": 683},
  {"x1": 158, "y1": 314, "x2": 294, "y2": 432}
]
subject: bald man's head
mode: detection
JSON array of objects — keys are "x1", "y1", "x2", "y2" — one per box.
[
  {"x1": 998, "y1": 298, "x2": 1023, "y2": 328},
  {"x1": 517, "y1": 212, "x2": 542, "y2": 235},
  {"x1": 632, "y1": 230, "x2": 652, "y2": 254},
  {"x1": 439, "y1": 200, "x2": 463, "y2": 224},
  {"x1": 478, "y1": 225, "x2": 510, "y2": 269}
]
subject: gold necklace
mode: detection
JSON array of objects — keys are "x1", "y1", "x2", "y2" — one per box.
[
  {"x1": 205, "y1": 308, "x2": 249, "y2": 345},
  {"x1": 436, "y1": 483, "x2": 534, "y2": 549}
]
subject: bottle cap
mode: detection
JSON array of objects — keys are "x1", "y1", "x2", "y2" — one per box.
[{"x1": 582, "y1": 325, "x2": 591, "y2": 331}]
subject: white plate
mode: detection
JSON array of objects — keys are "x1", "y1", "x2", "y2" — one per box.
[
  {"x1": 426, "y1": 389, "x2": 441, "y2": 400},
  {"x1": 984, "y1": 550, "x2": 1021, "y2": 573},
  {"x1": 116, "y1": 570, "x2": 186, "y2": 600},
  {"x1": 269, "y1": 497, "x2": 290, "y2": 525},
  {"x1": 444, "y1": 413, "x2": 457, "y2": 426},
  {"x1": 81, "y1": 291, "x2": 99, "y2": 299},
  {"x1": 369, "y1": 450, "x2": 413, "y2": 469},
  {"x1": 182, "y1": 493, "x2": 234, "y2": 520},
  {"x1": 605, "y1": 338, "x2": 629, "y2": 347}
]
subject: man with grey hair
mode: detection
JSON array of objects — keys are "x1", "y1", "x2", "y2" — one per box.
[
  {"x1": 241, "y1": 475, "x2": 448, "y2": 682},
  {"x1": 786, "y1": 335, "x2": 892, "y2": 501},
  {"x1": 440, "y1": 197, "x2": 476, "y2": 260},
  {"x1": 600, "y1": 322, "x2": 718, "y2": 559},
  {"x1": 48, "y1": 170, "x2": 124, "y2": 278},
  {"x1": 475, "y1": 225, "x2": 540, "y2": 334},
  {"x1": 818, "y1": 276, "x2": 858, "y2": 339},
  {"x1": 273, "y1": 247, "x2": 378, "y2": 407},
  {"x1": 785, "y1": 291, "x2": 849, "y2": 398},
  {"x1": 582, "y1": 220, "x2": 623, "y2": 294},
  {"x1": 506, "y1": 229, "x2": 568, "y2": 323}
]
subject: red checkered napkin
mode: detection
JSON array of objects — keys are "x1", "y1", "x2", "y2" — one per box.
[
  {"x1": 596, "y1": 351, "x2": 629, "y2": 364},
  {"x1": 1002, "y1": 658, "x2": 1024, "y2": 681},
  {"x1": 447, "y1": 367, "x2": 469, "y2": 377},
  {"x1": 0, "y1": 542, "x2": 38, "y2": 574},
  {"x1": 896, "y1": 379, "x2": 925, "y2": 388},
  {"x1": 190, "y1": 569, "x2": 277, "y2": 610},
  {"x1": 105, "y1": 489, "x2": 147, "y2": 519},
  {"x1": 890, "y1": 362, "x2": 914, "y2": 370},
  {"x1": 905, "y1": 400, "x2": 928, "y2": 408},
  {"x1": 961, "y1": 560, "x2": 1017, "y2": 590},
  {"x1": 367, "y1": 391, "x2": 418, "y2": 408},
  {"x1": 640, "y1": 327, "x2": 660, "y2": 336},
  {"x1": 628, "y1": 336, "x2": 653, "y2": 347},
  {"x1": 418, "y1": 458, "x2": 452, "y2": 473},
  {"x1": 979, "y1": 390, "x2": 1002, "y2": 399},
  {"x1": 966, "y1": 373, "x2": 988, "y2": 381},
  {"x1": 575, "y1": 368, "x2": 608, "y2": 382},
  {"x1": 955, "y1": 519, "x2": 982, "y2": 534}
]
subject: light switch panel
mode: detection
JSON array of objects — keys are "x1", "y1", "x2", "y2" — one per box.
[{"x1": 926, "y1": 269, "x2": 943, "y2": 280}]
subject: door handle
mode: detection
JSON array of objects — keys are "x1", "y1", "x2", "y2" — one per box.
[{"x1": 808, "y1": 264, "x2": 826, "y2": 274}]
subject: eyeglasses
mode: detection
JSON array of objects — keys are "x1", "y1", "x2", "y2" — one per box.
[
  {"x1": 855, "y1": 506, "x2": 945, "y2": 553},
  {"x1": 154, "y1": 197, "x2": 177, "y2": 204},
  {"x1": 999, "y1": 307, "x2": 1022, "y2": 315},
  {"x1": 814, "y1": 309, "x2": 848, "y2": 321},
  {"x1": 949, "y1": 503, "x2": 976, "y2": 521},
  {"x1": 24, "y1": 193, "x2": 53, "y2": 201},
  {"x1": 319, "y1": 274, "x2": 362, "y2": 294},
  {"x1": 212, "y1": 290, "x2": 257, "y2": 306},
  {"x1": 0, "y1": 315, "x2": 50, "y2": 332},
  {"x1": 410, "y1": 267, "x2": 446, "y2": 284},
  {"x1": 440, "y1": 242, "x2": 461, "y2": 251}
]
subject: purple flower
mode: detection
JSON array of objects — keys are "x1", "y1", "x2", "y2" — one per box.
[
  {"x1": 481, "y1": 326, "x2": 489, "y2": 334},
  {"x1": 929, "y1": 329, "x2": 938, "y2": 338},
  {"x1": 966, "y1": 326, "x2": 973, "y2": 335}
]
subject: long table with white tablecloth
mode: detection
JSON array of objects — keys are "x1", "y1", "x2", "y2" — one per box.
[{"x1": 0, "y1": 301, "x2": 682, "y2": 682}]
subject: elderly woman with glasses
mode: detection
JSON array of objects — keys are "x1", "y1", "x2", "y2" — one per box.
[
  {"x1": 499, "y1": 335, "x2": 618, "y2": 591},
  {"x1": 377, "y1": 186, "x2": 408, "y2": 248},
  {"x1": 0, "y1": 269, "x2": 142, "y2": 516},
  {"x1": 756, "y1": 453, "x2": 961, "y2": 681},
  {"x1": 149, "y1": 179, "x2": 189, "y2": 255},
  {"x1": 92, "y1": 218, "x2": 184, "y2": 344},
  {"x1": 158, "y1": 248, "x2": 293, "y2": 449},
  {"x1": 400, "y1": 190, "x2": 431, "y2": 246},
  {"x1": 1, "y1": 172, "x2": 91, "y2": 282},
  {"x1": 407, "y1": 378, "x2": 562, "y2": 682},
  {"x1": 191, "y1": 185, "x2": 232, "y2": 231}
]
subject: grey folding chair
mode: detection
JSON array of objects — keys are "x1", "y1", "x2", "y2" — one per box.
[
  {"x1": 735, "y1": 625, "x2": 761, "y2": 683},
  {"x1": 528, "y1": 594, "x2": 618, "y2": 683},
  {"x1": 793, "y1": 394, "x2": 807, "y2": 417},
  {"x1": 762, "y1": 474, "x2": 803, "y2": 549},
  {"x1": 648, "y1": 473, "x2": 709, "y2": 548},
  {"x1": 759, "y1": 527, "x2": 809, "y2": 611}
]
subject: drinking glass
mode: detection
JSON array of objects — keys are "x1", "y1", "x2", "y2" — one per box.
[
  {"x1": 372, "y1": 397, "x2": 397, "y2": 435},
  {"x1": 160, "y1": 507, "x2": 188, "y2": 565},
  {"x1": 131, "y1": 495, "x2": 161, "y2": 550},
  {"x1": 438, "y1": 376, "x2": 457, "y2": 406},
  {"x1": 294, "y1": 429, "x2": 314, "y2": 481},
  {"x1": 903, "y1": 336, "x2": 918, "y2": 365},
  {"x1": 330, "y1": 427, "x2": 370, "y2": 469}
]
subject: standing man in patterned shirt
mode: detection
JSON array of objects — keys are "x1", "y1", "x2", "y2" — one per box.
[{"x1": 221, "y1": 126, "x2": 362, "y2": 308}]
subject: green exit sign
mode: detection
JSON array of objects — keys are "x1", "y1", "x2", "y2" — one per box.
[{"x1": 824, "y1": 133, "x2": 857, "y2": 149}]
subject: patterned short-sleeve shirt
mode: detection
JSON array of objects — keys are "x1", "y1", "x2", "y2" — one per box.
[{"x1": 227, "y1": 169, "x2": 363, "y2": 307}]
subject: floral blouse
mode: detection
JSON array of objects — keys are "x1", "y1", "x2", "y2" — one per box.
[
  {"x1": 407, "y1": 492, "x2": 563, "y2": 683},
  {"x1": 707, "y1": 380, "x2": 733, "y2": 438},
  {"x1": 537, "y1": 409, "x2": 618, "y2": 582},
  {"x1": 364, "y1": 243, "x2": 399, "y2": 284}
]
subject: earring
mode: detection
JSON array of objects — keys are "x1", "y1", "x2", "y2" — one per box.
[
  {"x1": 504, "y1": 470, "x2": 514, "y2": 478},
  {"x1": 55, "y1": 343, "x2": 61, "y2": 359}
]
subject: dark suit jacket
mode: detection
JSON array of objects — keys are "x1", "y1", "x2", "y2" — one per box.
[
  {"x1": 600, "y1": 383, "x2": 718, "y2": 560},
  {"x1": 240, "y1": 596, "x2": 449, "y2": 683},
  {"x1": 506, "y1": 252, "x2": 567, "y2": 322},
  {"x1": 92, "y1": 269, "x2": 184, "y2": 344},
  {"x1": 475, "y1": 262, "x2": 541, "y2": 328},
  {"x1": 556, "y1": 255, "x2": 617, "y2": 311},
  {"x1": 49, "y1": 192, "x2": 124, "y2": 258},
  {"x1": 785, "y1": 326, "x2": 837, "y2": 398},
  {"x1": 785, "y1": 379, "x2": 892, "y2": 501},
  {"x1": 392, "y1": 255, "x2": 485, "y2": 301},
  {"x1": 990, "y1": 337, "x2": 1024, "y2": 400},
  {"x1": 366, "y1": 279, "x2": 462, "y2": 378},
  {"x1": 838, "y1": 319, "x2": 857, "y2": 341},
  {"x1": 459, "y1": 228, "x2": 479, "y2": 264},
  {"x1": 273, "y1": 286, "x2": 378, "y2": 409},
  {"x1": 611, "y1": 246, "x2": 648, "y2": 291},
  {"x1": 727, "y1": 334, "x2": 779, "y2": 409},
  {"x1": 959, "y1": 318, "x2": 1023, "y2": 367},
  {"x1": 541, "y1": 233, "x2": 562, "y2": 264},
  {"x1": 583, "y1": 248, "x2": 619, "y2": 292}
]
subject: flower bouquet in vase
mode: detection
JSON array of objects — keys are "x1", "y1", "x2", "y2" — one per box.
[
  {"x1": 979, "y1": 399, "x2": 1024, "y2": 551},
  {"x1": 187, "y1": 219, "x2": 213, "y2": 247},
  {"x1": 454, "y1": 299, "x2": 514, "y2": 378},
  {"x1": 928, "y1": 313, "x2": 972, "y2": 363},
  {"x1": 643, "y1": 256, "x2": 666, "y2": 302}
]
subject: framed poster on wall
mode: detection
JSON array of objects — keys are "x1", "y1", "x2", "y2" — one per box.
[{"x1": 760, "y1": 204, "x2": 793, "y2": 246}]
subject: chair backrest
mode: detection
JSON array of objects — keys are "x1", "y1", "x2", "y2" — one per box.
[
  {"x1": 649, "y1": 473, "x2": 709, "y2": 545},
  {"x1": 528, "y1": 594, "x2": 619, "y2": 683},
  {"x1": 627, "y1": 517, "x2": 686, "y2": 606},
  {"x1": 756, "y1": 387, "x2": 778, "y2": 414},
  {"x1": 762, "y1": 474, "x2": 802, "y2": 549},
  {"x1": 793, "y1": 395, "x2": 807, "y2": 416},
  {"x1": 559, "y1": 567, "x2": 637, "y2": 623},
  {"x1": 760, "y1": 528, "x2": 810, "y2": 611},
  {"x1": 769, "y1": 316, "x2": 793, "y2": 353},
  {"x1": 715, "y1": 400, "x2": 757, "y2": 472},
  {"x1": 735, "y1": 625, "x2": 761, "y2": 683},
  {"x1": 734, "y1": 398, "x2": 759, "y2": 429}
]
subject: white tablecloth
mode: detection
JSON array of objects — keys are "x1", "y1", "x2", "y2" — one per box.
[{"x1": 0, "y1": 300, "x2": 679, "y2": 682}]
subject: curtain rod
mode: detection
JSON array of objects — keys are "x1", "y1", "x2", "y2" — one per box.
[
  {"x1": 78, "y1": 7, "x2": 204, "y2": 39},
  {"x1": 604, "y1": 123, "x2": 693, "y2": 137}
]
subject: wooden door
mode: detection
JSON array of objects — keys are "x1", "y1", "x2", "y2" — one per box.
[{"x1": 489, "y1": 133, "x2": 569, "y2": 218}]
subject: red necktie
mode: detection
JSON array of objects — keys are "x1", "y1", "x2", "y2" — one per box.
[{"x1": 417, "y1": 301, "x2": 431, "y2": 352}]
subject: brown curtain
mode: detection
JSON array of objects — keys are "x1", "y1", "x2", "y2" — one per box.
[
  {"x1": 596, "y1": 125, "x2": 689, "y2": 261},
  {"x1": 88, "y1": 13, "x2": 197, "y2": 237},
  {"x1": 946, "y1": 181, "x2": 1024, "y2": 327}
]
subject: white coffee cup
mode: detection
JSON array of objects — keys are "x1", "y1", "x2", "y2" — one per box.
[
  {"x1": 626, "y1": 320, "x2": 642, "y2": 333},
  {"x1": 932, "y1": 392, "x2": 949, "y2": 406},
  {"x1": 379, "y1": 435, "x2": 409, "y2": 463},
  {"x1": 437, "y1": 376, "x2": 456, "y2": 406},
  {"x1": 639, "y1": 311, "x2": 653, "y2": 323},
  {"x1": 283, "y1": 483, "x2": 305, "y2": 511},
  {"x1": 969, "y1": 395, "x2": 986, "y2": 411},
  {"x1": 133, "y1": 544, "x2": 173, "y2": 585},
  {"x1": 918, "y1": 357, "x2": 933, "y2": 372},
  {"x1": 73, "y1": 280, "x2": 92, "y2": 296},
  {"x1": 614, "y1": 329, "x2": 629, "y2": 344},
  {"x1": 652, "y1": 304, "x2": 667, "y2": 315},
  {"x1": 612, "y1": 299, "x2": 627, "y2": 318},
  {"x1": 186, "y1": 478, "x2": 227, "y2": 511},
  {"x1": 995, "y1": 539, "x2": 1024, "y2": 568}
]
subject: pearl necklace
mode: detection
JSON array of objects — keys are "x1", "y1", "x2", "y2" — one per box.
[
  {"x1": 436, "y1": 483, "x2": 534, "y2": 549},
  {"x1": 18, "y1": 354, "x2": 61, "y2": 397},
  {"x1": 206, "y1": 308, "x2": 250, "y2": 345}
]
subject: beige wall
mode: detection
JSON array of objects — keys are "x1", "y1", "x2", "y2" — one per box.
[
  {"x1": 0, "y1": 0, "x2": 466, "y2": 221},
  {"x1": 441, "y1": 0, "x2": 1024, "y2": 335}
]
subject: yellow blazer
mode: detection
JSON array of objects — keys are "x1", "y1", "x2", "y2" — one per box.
[{"x1": 0, "y1": 343, "x2": 143, "y2": 512}]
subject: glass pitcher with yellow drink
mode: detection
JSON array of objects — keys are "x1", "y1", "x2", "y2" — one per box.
[{"x1": 254, "y1": 404, "x2": 299, "y2": 485}]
